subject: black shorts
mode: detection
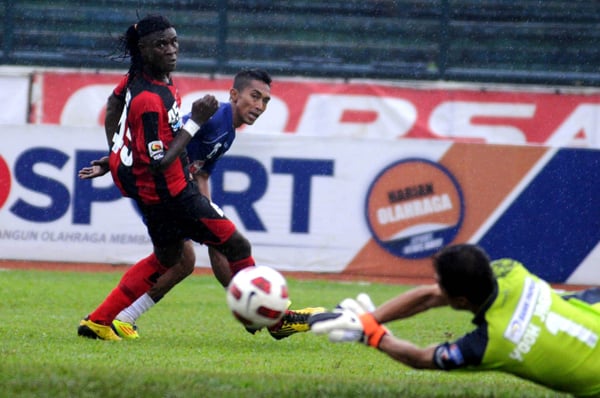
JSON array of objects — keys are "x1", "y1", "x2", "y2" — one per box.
[{"x1": 139, "y1": 182, "x2": 236, "y2": 248}]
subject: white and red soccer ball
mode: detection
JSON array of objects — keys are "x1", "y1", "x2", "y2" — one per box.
[{"x1": 226, "y1": 266, "x2": 289, "y2": 329}]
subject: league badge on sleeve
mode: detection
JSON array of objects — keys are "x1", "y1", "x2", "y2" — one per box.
[{"x1": 148, "y1": 140, "x2": 165, "y2": 161}]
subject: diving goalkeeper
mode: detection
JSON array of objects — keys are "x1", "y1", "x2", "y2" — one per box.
[{"x1": 309, "y1": 243, "x2": 600, "y2": 397}]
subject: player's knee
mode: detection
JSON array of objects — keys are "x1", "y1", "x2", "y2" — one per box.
[
  {"x1": 155, "y1": 253, "x2": 180, "y2": 268},
  {"x1": 233, "y1": 233, "x2": 251, "y2": 256},
  {"x1": 181, "y1": 256, "x2": 195, "y2": 276},
  {"x1": 181, "y1": 242, "x2": 196, "y2": 276},
  {"x1": 222, "y1": 231, "x2": 251, "y2": 260},
  {"x1": 154, "y1": 242, "x2": 185, "y2": 268}
]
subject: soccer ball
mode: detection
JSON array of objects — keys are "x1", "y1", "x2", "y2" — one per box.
[{"x1": 226, "y1": 266, "x2": 289, "y2": 329}]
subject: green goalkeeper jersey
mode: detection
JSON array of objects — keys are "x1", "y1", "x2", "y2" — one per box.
[{"x1": 434, "y1": 259, "x2": 600, "y2": 397}]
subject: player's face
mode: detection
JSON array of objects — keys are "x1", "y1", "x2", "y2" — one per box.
[
  {"x1": 139, "y1": 27, "x2": 178, "y2": 78},
  {"x1": 435, "y1": 272, "x2": 466, "y2": 310},
  {"x1": 230, "y1": 79, "x2": 271, "y2": 128}
]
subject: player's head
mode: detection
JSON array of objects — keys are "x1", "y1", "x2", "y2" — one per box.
[
  {"x1": 432, "y1": 244, "x2": 495, "y2": 310},
  {"x1": 230, "y1": 69, "x2": 272, "y2": 128},
  {"x1": 120, "y1": 14, "x2": 177, "y2": 81},
  {"x1": 233, "y1": 69, "x2": 272, "y2": 92}
]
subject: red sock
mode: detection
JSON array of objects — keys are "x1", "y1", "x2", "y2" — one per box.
[
  {"x1": 89, "y1": 253, "x2": 168, "y2": 325},
  {"x1": 229, "y1": 256, "x2": 255, "y2": 276}
]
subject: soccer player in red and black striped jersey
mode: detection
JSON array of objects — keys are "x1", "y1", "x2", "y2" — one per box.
[
  {"x1": 77, "y1": 14, "x2": 256, "y2": 341},
  {"x1": 78, "y1": 15, "x2": 324, "y2": 341}
]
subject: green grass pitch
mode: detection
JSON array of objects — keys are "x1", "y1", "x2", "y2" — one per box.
[{"x1": 0, "y1": 268, "x2": 568, "y2": 397}]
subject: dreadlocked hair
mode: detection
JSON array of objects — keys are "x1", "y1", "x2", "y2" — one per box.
[{"x1": 118, "y1": 14, "x2": 174, "y2": 84}]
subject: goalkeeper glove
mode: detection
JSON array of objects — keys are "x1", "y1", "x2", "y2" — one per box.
[{"x1": 309, "y1": 294, "x2": 388, "y2": 348}]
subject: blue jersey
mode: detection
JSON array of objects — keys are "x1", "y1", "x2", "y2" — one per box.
[{"x1": 184, "y1": 102, "x2": 235, "y2": 176}]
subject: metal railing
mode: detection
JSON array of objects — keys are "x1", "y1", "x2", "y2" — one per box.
[{"x1": 2, "y1": 0, "x2": 600, "y2": 86}]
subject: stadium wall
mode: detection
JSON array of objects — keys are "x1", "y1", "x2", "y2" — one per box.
[{"x1": 0, "y1": 68, "x2": 598, "y2": 285}]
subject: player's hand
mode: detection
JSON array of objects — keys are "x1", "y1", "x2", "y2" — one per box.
[
  {"x1": 190, "y1": 94, "x2": 219, "y2": 125},
  {"x1": 337, "y1": 293, "x2": 376, "y2": 314},
  {"x1": 309, "y1": 294, "x2": 371, "y2": 343},
  {"x1": 78, "y1": 156, "x2": 109, "y2": 179},
  {"x1": 309, "y1": 293, "x2": 390, "y2": 347},
  {"x1": 309, "y1": 295, "x2": 367, "y2": 343},
  {"x1": 355, "y1": 293, "x2": 377, "y2": 312},
  {"x1": 309, "y1": 309, "x2": 365, "y2": 343}
]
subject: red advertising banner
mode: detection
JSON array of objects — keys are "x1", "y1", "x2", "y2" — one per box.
[{"x1": 36, "y1": 71, "x2": 600, "y2": 147}]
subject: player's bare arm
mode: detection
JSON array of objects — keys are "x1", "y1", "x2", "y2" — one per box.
[
  {"x1": 373, "y1": 284, "x2": 448, "y2": 324},
  {"x1": 378, "y1": 336, "x2": 438, "y2": 369}
]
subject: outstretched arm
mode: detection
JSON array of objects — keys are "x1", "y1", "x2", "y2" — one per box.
[
  {"x1": 373, "y1": 284, "x2": 448, "y2": 324},
  {"x1": 378, "y1": 335, "x2": 439, "y2": 369},
  {"x1": 310, "y1": 285, "x2": 449, "y2": 370},
  {"x1": 372, "y1": 285, "x2": 448, "y2": 368}
]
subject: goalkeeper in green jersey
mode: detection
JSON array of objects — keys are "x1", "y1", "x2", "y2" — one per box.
[{"x1": 310, "y1": 244, "x2": 600, "y2": 397}]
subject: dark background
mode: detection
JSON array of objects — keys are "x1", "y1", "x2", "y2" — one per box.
[{"x1": 2, "y1": 0, "x2": 599, "y2": 86}]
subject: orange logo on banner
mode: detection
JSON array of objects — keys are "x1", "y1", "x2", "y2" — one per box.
[{"x1": 365, "y1": 159, "x2": 464, "y2": 259}]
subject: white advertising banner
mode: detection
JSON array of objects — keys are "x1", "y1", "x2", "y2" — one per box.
[
  {"x1": 0, "y1": 125, "x2": 149, "y2": 264},
  {"x1": 0, "y1": 75, "x2": 29, "y2": 125},
  {"x1": 0, "y1": 125, "x2": 598, "y2": 284},
  {"x1": 0, "y1": 124, "x2": 450, "y2": 270}
]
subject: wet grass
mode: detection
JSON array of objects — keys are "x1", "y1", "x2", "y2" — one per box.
[{"x1": 0, "y1": 269, "x2": 567, "y2": 398}]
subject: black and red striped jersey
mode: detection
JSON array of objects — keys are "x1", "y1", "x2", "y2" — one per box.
[{"x1": 109, "y1": 73, "x2": 187, "y2": 204}]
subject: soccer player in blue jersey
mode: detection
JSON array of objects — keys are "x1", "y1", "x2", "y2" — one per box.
[
  {"x1": 79, "y1": 65, "x2": 322, "y2": 340},
  {"x1": 309, "y1": 244, "x2": 600, "y2": 397}
]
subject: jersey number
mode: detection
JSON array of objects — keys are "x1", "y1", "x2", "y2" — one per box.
[{"x1": 111, "y1": 90, "x2": 133, "y2": 167}]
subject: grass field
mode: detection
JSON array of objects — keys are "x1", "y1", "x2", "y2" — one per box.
[{"x1": 0, "y1": 268, "x2": 569, "y2": 398}]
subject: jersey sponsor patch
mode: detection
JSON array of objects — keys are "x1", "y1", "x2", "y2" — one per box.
[
  {"x1": 434, "y1": 343, "x2": 465, "y2": 369},
  {"x1": 504, "y1": 277, "x2": 540, "y2": 344},
  {"x1": 148, "y1": 140, "x2": 165, "y2": 161}
]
